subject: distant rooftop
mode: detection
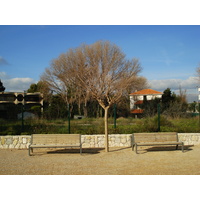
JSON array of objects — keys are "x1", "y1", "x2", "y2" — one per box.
[
  {"x1": 130, "y1": 89, "x2": 163, "y2": 96},
  {"x1": 130, "y1": 109, "x2": 144, "y2": 114}
]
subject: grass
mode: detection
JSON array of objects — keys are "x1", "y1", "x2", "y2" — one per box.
[{"x1": 1, "y1": 116, "x2": 200, "y2": 135}]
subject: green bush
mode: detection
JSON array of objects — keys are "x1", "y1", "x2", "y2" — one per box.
[
  {"x1": 142, "y1": 116, "x2": 174, "y2": 132},
  {"x1": 1, "y1": 116, "x2": 200, "y2": 135}
]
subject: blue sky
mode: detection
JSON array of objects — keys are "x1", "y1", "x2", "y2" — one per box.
[{"x1": 0, "y1": 25, "x2": 200, "y2": 101}]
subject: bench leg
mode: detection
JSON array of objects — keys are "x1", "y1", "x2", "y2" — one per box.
[
  {"x1": 28, "y1": 147, "x2": 32, "y2": 156},
  {"x1": 176, "y1": 145, "x2": 178, "y2": 150},
  {"x1": 132, "y1": 144, "x2": 135, "y2": 151},
  {"x1": 80, "y1": 145, "x2": 82, "y2": 155},
  {"x1": 135, "y1": 144, "x2": 138, "y2": 154},
  {"x1": 182, "y1": 143, "x2": 184, "y2": 153}
]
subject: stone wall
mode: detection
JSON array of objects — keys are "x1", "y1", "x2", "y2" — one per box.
[
  {"x1": 81, "y1": 134, "x2": 132, "y2": 148},
  {"x1": 178, "y1": 133, "x2": 200, "y2": 145},
  {"x1": 0, "y1": 136, "x2": 31, "y2": 149},
  {"x1": 1, "y1": 133, "x2": 200, "y2": 149}
]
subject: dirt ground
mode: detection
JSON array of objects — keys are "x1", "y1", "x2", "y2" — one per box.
[{"x1": 0, "y1": 145, "x2": 200, "y2": 175}]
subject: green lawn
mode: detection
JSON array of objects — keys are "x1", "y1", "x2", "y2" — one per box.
[{"x1": 1, "y1": 116, "x2": 200, "y2": 135}]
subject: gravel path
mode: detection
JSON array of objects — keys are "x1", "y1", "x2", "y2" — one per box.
[{"x1": 0, "y1": 145, "x2": 200, "y2": 175}]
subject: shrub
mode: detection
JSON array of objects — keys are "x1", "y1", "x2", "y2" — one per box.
[
  {"x1": 1, "y1": 116, "x2": 200, "y2": 135},
  {"x1": 143, "y1": 115, "x2": 173, "y2": 132}
]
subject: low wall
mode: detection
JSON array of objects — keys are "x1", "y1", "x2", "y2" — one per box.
[
  {"x1": 178, "y1": 133, "x2": 200, "y2": 145},
  {"x1": 81, "y1": 134, "x2": 132, "y2": 148},
  {"x1": 0, "y1": 136, "x2": 31, "y2": 149},
  {"x1": 1, "y1": 133, "x2": 200, "y2": 149}
]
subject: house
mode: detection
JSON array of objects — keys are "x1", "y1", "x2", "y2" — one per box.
[{"x1": 129, "y1": 89, "x2": 163, "y2": 118}]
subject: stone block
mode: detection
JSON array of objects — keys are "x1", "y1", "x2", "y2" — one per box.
[
  {"x1": 15, "y1": 144, "x2": 20, "y2": 149},
  {"x1": 110, "y1": 137, "x2": 115, "y2": 141},
  {"x1": 115, "y1": 138, "x2": 120, "y2": 143},
  {"x1": 121, "y1": 138, "x2": 127, "y2": 144},
  {"x1": 1, "y1": 137, "x2": 5, "y2": 145},
  {"x1": 20, "y1": 144, "x2": 26, "y2": 149},
  {"x1": 6, "y1": 138, "x2": 13, "y2": 145},
  {"x1": 9, "y1": 144, "x2": 14, "y2": 149},
  {"x1": 86, "y1": 136, "x2": 91, "y2": 140},
  {"x1": 13, "y1": 139, "x2": 18, "y2": 146},
  {"x1": 27, "y1": 137, "x2": 31, "y2": 143},
  {"x1": 22, "y1": 137, "x2": 27, "y2": 144}
]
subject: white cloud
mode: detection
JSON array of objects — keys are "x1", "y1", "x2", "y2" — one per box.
[
  {"x1": 4, "y1": 78, "x2": 36, "y2": 92},
  {"x1": 0, "y1": 72, "x2": 36, "y2": 92},
  {"x1": 0, "y1": 71, "x2": 10, "y2": 79},
  {"x1": 149, "y1": 76, "x2": 198, "y2": 91},
  {"x1": 149, "y1": 76, "x2": 199, "y2": 102}
]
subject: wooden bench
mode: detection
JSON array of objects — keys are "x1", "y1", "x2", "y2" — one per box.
[
  {"x1": 132, "y1": 132, "x2": 184, "y2": 154},
  {"x1": 28, "y1": 134, "x2": 82, "y2": 156}
]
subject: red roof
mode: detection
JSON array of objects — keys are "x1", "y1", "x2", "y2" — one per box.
[
  {"x1": 131, "y1": 109, "x2": 144, "y2": 114},
  {"x1": 135, "y1": 100, "x2": 143, "y2": 105},
  {"x1": 130, "y1": 89, "x2": 163, "y2": 96}
]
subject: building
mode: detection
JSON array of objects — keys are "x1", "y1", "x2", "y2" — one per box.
[
  {"x1": 0, "y1": 92, "x2": 43, "y2": 119},
  {"x1": 129, "y1": 89, "x2": 163, "y2": 118}
]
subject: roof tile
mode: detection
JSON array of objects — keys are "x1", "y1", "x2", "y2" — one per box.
[{"x1": 130, "y1": 89, "x2": 163, "y2": 95}]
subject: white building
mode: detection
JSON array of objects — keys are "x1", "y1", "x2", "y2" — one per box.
[{"x1": 129, "y1": 89, "x2": 163, "y2": 117}]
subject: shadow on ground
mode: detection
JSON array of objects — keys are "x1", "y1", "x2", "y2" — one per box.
[
  {"x1": 45, "y1": 148, "x2": 104, "y2": 155},
  {"x1": 32, "y1": 147, "x2": 131, "y2": 155},
  {"x1": 136, "y1": 145, "x2": 194, "y2": 154},
  {"x1": 109, "y1": 147, "x2": 130, "y2": 152}
]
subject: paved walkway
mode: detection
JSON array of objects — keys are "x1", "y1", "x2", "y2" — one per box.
[{"x1": 0, "y1": 145, "x2": 200, "y2": 175}]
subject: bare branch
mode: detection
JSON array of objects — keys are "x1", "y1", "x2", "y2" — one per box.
[{"x1": 40, "y1": 41, "x2": 148, "y2": 152}]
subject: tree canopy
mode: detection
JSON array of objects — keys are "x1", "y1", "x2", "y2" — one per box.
[
  {"x1": 0, "y1": 80, "x2": 5, "y2": 92},
  {"x1": 41, "y1": 41, "x2": 147, "y2": 152}
]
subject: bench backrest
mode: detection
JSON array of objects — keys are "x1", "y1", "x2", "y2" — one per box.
[
  {"x1": 31, "y1": 134, "x2": 81, "y2": 145},
  {"x1": 132, "y1": 132, "x2": 178, "y2": 143}
]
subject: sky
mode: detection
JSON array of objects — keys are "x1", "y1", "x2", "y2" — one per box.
[
  {"x1": 0, "y1": 25, "x2": 200, "y2": 102},
  {"x1": 1, "y1": 0, "x2": 200, "y2": 195}
]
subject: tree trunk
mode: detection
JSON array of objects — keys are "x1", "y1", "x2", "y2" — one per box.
[
  {"x1": 104, "y1": 106, "x2": 109, "y2": 152},
  {"x1": 83, "y1": 101, "x2": 88, "y2": 117},
  {"x1": 78, "y1": 102, "x2": 81, "y2": 115},
  {"x1": 96, "y1": 104, "x2": 100, "y2": 118}
]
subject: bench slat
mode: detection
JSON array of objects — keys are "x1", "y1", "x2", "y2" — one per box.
[
  {"x1": 133, "y1": 132, "x2": 178, "y2": 143},
  {"x1": 132, "y1": 132, "x2": 184, "y2": 153},
  {"x1": 29, "y1": 134, "x2": 82, "y2": 156},
  {"x1": 30, "y1": 144, "x2": 81, "y2": 147},
  {"x1": 32, "y1": 134, "x2": 80, "y2": 145},
  {"x1": 136, "y1": 142, "x2": 183, "y2": 146}
]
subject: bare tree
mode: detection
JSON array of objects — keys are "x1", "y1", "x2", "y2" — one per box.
[
  {"x1": 71, "y1": 41, "x2": 144, "y2": 152},
  {"x1": 41, "y1": 41, "x2": 146, "y2": 152},
  {"x1": 41, "y1": 53, "x2": 78, "y2": 113}
]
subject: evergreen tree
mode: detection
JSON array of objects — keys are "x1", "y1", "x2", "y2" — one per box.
[{"x1": 0, "y1": 80, "x2": 5, "y2": 92}]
